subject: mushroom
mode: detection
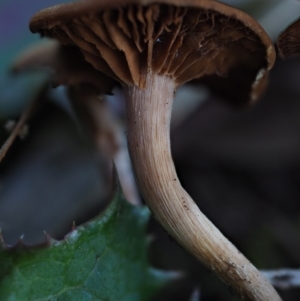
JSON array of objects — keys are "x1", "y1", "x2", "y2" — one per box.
[
  {"x1": 12, "y1": 40, "x2": 115, "y2": 94},
  {"x1": 69, "y1": 84, "x2": 142, "y2": 205},
  {"x1": 277, "y1": 18, "x2": 300, "y2": 59},
  {"x1": 13, "y1": 41, "x2": 141, "y2": 205},
  {"x1": 30, "y1": 1, "x2": 280, "y2": 300}
]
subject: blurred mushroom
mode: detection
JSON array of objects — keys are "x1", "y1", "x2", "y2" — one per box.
[
  {"x1": 13, "y1": 41, "x2": 140, "y2": 205},
  {"x1": 69, "y1": 84, "x2": 141, "y2": 205},
  {"x1": 12, "y1": 40, "x2": 115, "y2": 94},
  {"x1": 277, "y1": 18, "x2": 300, "y2": 59},
  {"x1": 30, "y1": 1, "x2": 279, "y2": 300}
]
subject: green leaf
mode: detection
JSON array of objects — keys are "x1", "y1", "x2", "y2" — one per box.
[{"x1": 0, "y1": 193, "x2": 169, "y2": 301}]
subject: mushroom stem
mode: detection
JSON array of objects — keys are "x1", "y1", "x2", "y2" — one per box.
[{"x1": 125, "y1": 72, "x2": 281, "y2": 301}]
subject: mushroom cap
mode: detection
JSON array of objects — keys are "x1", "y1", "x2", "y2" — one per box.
[
  {"x1": 277, "y1": 18, "x2": 300, "y2": 59},
  {"x1": 12, "y1": 41, "x2": 115, "y2": 94},
  {"x1": 30, "y1": 0, "x2": 275, "y2": 104}
]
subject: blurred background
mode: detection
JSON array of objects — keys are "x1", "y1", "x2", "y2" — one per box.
[{"x1": 1, "y1": 0, "x2": 300, "y2": 300}]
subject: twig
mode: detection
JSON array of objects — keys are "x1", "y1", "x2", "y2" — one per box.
[{"x1": 0, "y1": 94, "x2": 41, "y2": 162}]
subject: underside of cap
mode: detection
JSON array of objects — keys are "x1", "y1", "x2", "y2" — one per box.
[{"x1": 30, "y1": 0, "x2": 275, "y2": 104}]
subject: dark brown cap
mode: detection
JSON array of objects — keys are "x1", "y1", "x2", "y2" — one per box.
[
  {"x1": 277, "y1": 18, "x2": 300, "y2": 59},
  {"x1": 30, "y1": 0, "x2": 275, "y2": 104}
]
